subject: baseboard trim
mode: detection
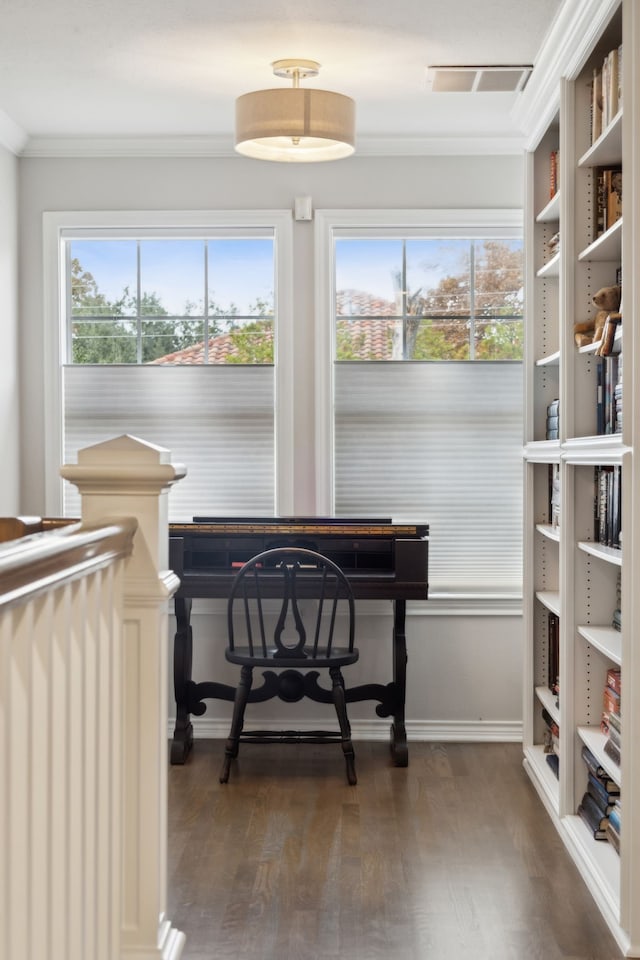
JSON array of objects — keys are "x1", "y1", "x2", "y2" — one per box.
[{"x1": 168, "y1": 716, "x2": 522, "y2": 743}]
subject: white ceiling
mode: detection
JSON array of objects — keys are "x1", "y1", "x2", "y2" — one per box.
[{"x1": 0, "y1": 0, "x2": 564, "y2": 156}]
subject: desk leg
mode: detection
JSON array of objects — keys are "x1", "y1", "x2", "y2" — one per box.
[
  {"x1": 171, "y1": 597, "x2": 194, "y2": 764},
  {"x1": 390, "y1": 599, "x2": 408, "y2": 766}
]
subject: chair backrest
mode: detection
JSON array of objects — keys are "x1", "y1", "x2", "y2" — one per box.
[{"x1": 227, "y1": 547, "x2": 355, "y2": 660}]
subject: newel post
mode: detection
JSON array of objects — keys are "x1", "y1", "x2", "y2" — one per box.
[{"x1": 61, "y1": 434, "x2": 187, "y2": 960}]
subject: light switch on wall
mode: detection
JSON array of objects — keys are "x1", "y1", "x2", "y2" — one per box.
[{"x1": 294, "y1": 196, "x2": 313, "y2": 221}]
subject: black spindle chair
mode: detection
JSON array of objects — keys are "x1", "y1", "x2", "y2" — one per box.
[{"x1": 219, "y1": 547, "x2": 359, "y2": 784}]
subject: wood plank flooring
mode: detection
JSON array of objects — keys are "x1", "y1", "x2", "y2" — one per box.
[{"x1": 168, "y1": 740, "x2": 622, "y2": 960}]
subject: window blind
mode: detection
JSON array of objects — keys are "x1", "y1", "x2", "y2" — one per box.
[
  {"x1": 334, "y1": 361, "x2": 523, "y2": 594},
  {"x1": 63, "y1": 365, "x2": 275, "y2": 520}
]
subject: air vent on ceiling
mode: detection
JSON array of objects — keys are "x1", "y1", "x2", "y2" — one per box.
[{"x1": 425, "y1": 64, "x2": 532, "y2": 93}]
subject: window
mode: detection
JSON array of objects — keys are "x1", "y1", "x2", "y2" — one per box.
[
  {"x1": 315, "y1": 210, "x2": 524, "y2": 599},
  {"x1": 44, "y1": 211, "x2": 294, "y2": 518}
]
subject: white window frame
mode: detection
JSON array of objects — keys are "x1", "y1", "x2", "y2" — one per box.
[
  {"x1": 313, "y1": 208, "x2": 524, "y2": 612},
  {"x1": 43, "y1": 209, "x2": 295, "y2": 515}
]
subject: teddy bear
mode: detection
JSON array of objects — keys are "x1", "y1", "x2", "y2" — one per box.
[{"x1": 574, "y1": 284, "x2": 621, "y2": 349}]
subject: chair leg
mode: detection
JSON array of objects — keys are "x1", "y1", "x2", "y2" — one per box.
[
  {"x1": 219, "y1": 664, "x2": 253, "y2": 783},
  {"x1": 330, "y1": 666, "x2": 357, "y2": 785}
]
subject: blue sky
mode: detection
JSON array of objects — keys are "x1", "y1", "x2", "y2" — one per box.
[
  {"x1": 72, "y1": 238, "x2": 275, "y2": 316},
  {"x1": 72, "y1": 235, "x2": 522, "y2": 316}
]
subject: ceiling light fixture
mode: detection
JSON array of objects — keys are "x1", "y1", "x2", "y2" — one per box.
[{"x1": 235, "y1": 59, "x2": 355, "y2": 163}]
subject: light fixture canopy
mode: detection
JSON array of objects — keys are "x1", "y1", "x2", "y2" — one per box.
[{"x1": 235, "y1": 59, "x2": 355, "y2": 163}]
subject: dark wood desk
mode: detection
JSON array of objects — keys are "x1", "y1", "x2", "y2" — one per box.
[{"x1": 169, "y1": 518, "x2": 429, "y2": 766}]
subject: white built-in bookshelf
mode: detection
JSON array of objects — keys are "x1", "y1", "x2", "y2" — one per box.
[{"x1": 519, "y1": 0, "x2": 640, "y2": 954}]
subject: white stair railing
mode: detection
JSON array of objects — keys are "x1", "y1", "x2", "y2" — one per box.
[{"x1": 1, "y1": 434, "x2": 186, "y2": 960}]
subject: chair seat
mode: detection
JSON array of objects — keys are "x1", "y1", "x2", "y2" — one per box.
[{"x1": 225, "y1": 646, "x2": 359, "y2": 669}]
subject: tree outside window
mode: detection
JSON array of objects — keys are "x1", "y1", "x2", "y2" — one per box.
[{"x1": 335, "y1": 237, "x2": 523, "y2": 362}]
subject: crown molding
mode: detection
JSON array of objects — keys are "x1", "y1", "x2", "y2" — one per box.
[
  {"x1": 20, "y1": 130, "x2": 525, "y2": 159},
  {"x1": 0, "y1": 109, "x2": 28, "y2": 155},
  {"x1": 353, "y1": 134, "x2": 526, "y2": 156},
  {"x1": 512, "y1": 0, "x2": 621, "y2": 150},
  {"x1": 21, "y1": 135, "x2": 235, "y2": 159}
]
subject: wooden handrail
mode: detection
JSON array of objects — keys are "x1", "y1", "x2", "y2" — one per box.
[{"x1": 0, "y1": 517, "x2": 137, "y2": 609}]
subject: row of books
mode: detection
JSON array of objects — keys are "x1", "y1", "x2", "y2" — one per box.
[
  {"x1": 549, "y1": 149, "x2": 559, "y2": 200},
  {"x1": 542, "y1": 609, "x2": 560, "y2": 780},
  {"x1": 548, "y1": 462, "x2": 560, "y2": 529},
  {"x1": 542, "y1": 706, "x2": 559, "y2": 779},
  {"x1": 601, "y1": 666, "x2": 621, "y2": 736},
  {"x1": 547, "y1": 611, "x2": 559, "y2": 703},
  {"x1": 602, "y1": 666, "x2": 622, "y2": 770},
  {"x1": 594, "y1": 167, "x2": 622, "y2": 239},
  {"x1": 612, "y1": 573, "x2": 621, "y2": 632},
  {"x1": 578, "y1": 744, "x2": 621, "y2": 845},
  {"x1": 546, "y1": 229, "x2": 560, "y2": 257},
  {"x1": 594, "y1": 464, "x2": 622, "y2": 549},
  {"x1": 596, "y1": 354, "x2": 621, "y2": 435},
  {"x1": 546, "y1": 398, "x2": 559, "y2": 440},
  {"x1": 590, "y1": 44, "x2": 622, "y2": 145}
]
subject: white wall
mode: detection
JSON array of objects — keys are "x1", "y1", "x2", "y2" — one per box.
[
  {"x1": 0, "y1": 144, "x2": 19, "y2": 513},
  {"x1": 176, "y1": 601, "x2": 523, "y2": 738},
  {"x1": 17, "y1": 152, "x2": 524, "y2": 735}
]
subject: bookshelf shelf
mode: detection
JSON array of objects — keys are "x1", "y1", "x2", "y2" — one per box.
[
  {"x1": 522, "y1": 1, "x2": 639, "y2": 952},
  {"x1": 562, "y1": 434, "x2": 626, "y2": 464},
  {"x1": 523, "y1": 744, "x2": 560, "y2": 812},
  {"x1": 578, "y1": 218, "x2": 622, "y2": 262},
  {"x1": 578, "y1": 725, "x2": 621, "y2": 789},
  {"x1": 563, "y1": 814, "x2": 620, "y2": 907},
  {"x1": 578, "y1": 322, "x2": 622, "y2": 356},
  {"x1": 579, "y1": 109, "x2": 623, "y2": 167},
  {"x1": 535, "y1": 590, "x2": 560, "y2": 616},
  {"x1": 536, "y1": 251, "x2": 560, "y2": 277},
  {"x1": 536, "y1": 191, "x2": 560, "y2": 223},
  {"x1": 523, "y1": 440, "x2": 561, "y2": 463},
  {"x1": 578, "y1": 540, "x2": 622, "y2": 566},
  {"x1": 536, "y1": 523, "x2": 560, "y2": 542},
  {"x1": 535, "y1": 684, "x2": 559, "y2": 722},
  {"x1": 577, "y1": 624, "x2": 621, "y2": 664},
  {"x1": 535, "y1": 350, "x2": 560, "y2": 366}
]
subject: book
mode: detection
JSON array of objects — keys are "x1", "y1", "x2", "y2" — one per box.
[
  {"x1": 605, "y1": 819, "x2": 620, "y2": 853},
  {"x1": 606, "y1": 666, "x2": 621, "y2": 696},
  {"x1": 594, "y1": 167, "x2": 622, "y2": 236},
  {"x1": 541, "y1": 707, "x2": 560, "y2": 757},
  {"x1": 606, "y1": 169, "x2": 622, "y2": 228},
  {"x1": 548, "y1": 463, "x2": 560, "y2": 529},
  {"x1": 581, "y1": 744, "x2": 620, "y2": 793},
  {"x1": 545, "y1": 752, "x2": 559, "y2": 779},
  {"x1": 597, "y1": 312, "x2": 621, "y2": 357},
  {"x1": 604, "y1": 736, "x2": 621, "y2": 766},
  {"x1": 591, "y1": 67, "x2": 603, "y2": 143},
  {"x1": 587, "y1": 772, "x2": 618, "y2": 814},
  {"x1": 608, "y1": 710, "x2": 621, "y2": 735},
  {"x1": 594, "y1": 463, "x2": 622, "y2": 546},
  {"x1": 607, "y1": 723, "x2": 621, "y2": 750},
  {"x1": 548, "y1": 611, "x2": 560, "y2": 698},
  {"x1": 609, "y1": 799, "x2": 622, "y2": 834},
  {"x1": 578, "y1": 792, "x2": 609, "y2": 839},
  {"x1": 603, "y1": 46, "x2": 619, "y2": 128},
  {"x1": 602, "y1": 684, "x2": 620, "y2": 720},
  {"x1": 549, "y1": 150, "x2": 559, "y2": 199}
]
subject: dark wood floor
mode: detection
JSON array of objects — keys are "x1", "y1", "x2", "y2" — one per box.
[{"x1": 168, "y1": 739, "x2": 622, "y2": 960}]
